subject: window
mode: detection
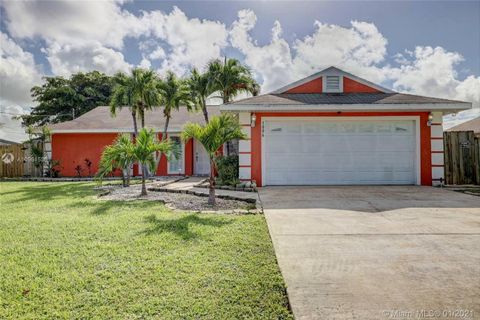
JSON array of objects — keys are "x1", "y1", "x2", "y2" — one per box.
[
  {"x1": 168, "y1": 136, "x2": 184, "y2": 174},
  {"x1": 324, "y1": 75, "x2": 342, "y2": 93}
]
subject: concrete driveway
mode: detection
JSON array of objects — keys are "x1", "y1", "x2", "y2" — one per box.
[{"x1": 259, "y1": 186, "x2": 480, "y2": 320}]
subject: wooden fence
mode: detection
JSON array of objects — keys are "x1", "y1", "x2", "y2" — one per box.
[
  {"x1": 444, "y1": 131, "x2": 480, "y2": 185},
  {"x1": 0, "y1": 144, "x2": 25, "y2": 177}
]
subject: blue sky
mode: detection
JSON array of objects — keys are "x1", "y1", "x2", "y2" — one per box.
[{"x1": 1, "y1": 1, "x2": 479, "y2": 141}]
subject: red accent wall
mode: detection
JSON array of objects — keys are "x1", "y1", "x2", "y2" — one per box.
[
  {"x1": 51, "y1": 133, "x2": 120, "y2": 177},
  {"x1": 285, "y1": 77, "x2": 322, "y2": 93},
  {"x1": 185, "y1": 139, "x2": 194, "y2": 176},
  {"x1": 251, "y1": 112, "x2": 432, "y2": 187},
  {"x1": 343, "y1": 77, "x2": 382, "y2": 93},
  {"x1": 52, "y1": 132, "x2": 195, "y2": 177}
]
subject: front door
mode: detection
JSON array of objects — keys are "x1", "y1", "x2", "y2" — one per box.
[{"x1": 194, "y1": 139, "x2": 210, "y2": 176}]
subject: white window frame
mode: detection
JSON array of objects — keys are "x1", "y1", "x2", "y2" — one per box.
[
  {"x1": 261, "y1": 116, "x2": 421, "y2": 186},
  {"x1": 167, "y1": 134, "x2": 185, "y2": 175},
  {"x1": 322, "y1": 75, "x2": 343, "y2": 93}
]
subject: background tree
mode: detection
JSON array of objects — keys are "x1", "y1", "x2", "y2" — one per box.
[
  {"x1": 19, "y1": 71, "x2": 114, "y2": 127},
  {"x1": 207, "y1": 57, "x2": 260, "y2": 104},
  {"x1": 157, "y1": 71, "x2": 192, "y2": 140},
  {"x1": 181, "y1": 113, "x2": 247, "y2": 205},
  {"x1": 188, "y1": 68, "x2": 213, "y2": 123}
]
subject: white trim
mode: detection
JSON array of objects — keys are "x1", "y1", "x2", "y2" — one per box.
[
  {"x1": 261, "y1": 116, "x2": 421, "y2": 186},
  {"x1": 239, "y1": 139, "x2": 251, "y2": 153},
  {"x1": 432, "y1": 153, "x2": 444, "y2": 166},
  {"x1": 431, "y1": 139, "x2": 444, "y2": 152},
  {"x1": 238, "y1": 112, "x2": 251, "y2": 125},
  {"x1": 430, "y1": 125, "x2": 443, "y2": 138},
  {"x1": 239, "y1": 167, "x2": 251, "y2": 180},
  {"x1": 167, "y1": 134, "x2": 185, "y2": 175},
  {"x1": 271, "y1": 66, "x2": 394, "y2": 94},
  {"x1": 220, "y1": 103, "x2": 471, "y2": 112},
  {"x1": 239, "y1": 153, "x2": 251, "y2": 166},
  {"x1": 241, "y1": 126, "x2": 251, "y2": 139},
  {"x1": 432, "y1": 167, "x2": 445, "y2": 180}
]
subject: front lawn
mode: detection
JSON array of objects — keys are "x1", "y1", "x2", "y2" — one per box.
[{"x1": 0, "y1": 182, "x2": 292, "y2": 319}]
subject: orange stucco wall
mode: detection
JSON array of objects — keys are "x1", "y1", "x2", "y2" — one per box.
[
  {"x1": 285, "y1": 78, "x2": 323, "y2": 93},
  {"x1": 343, "y1": 77, "x2": 382, "y2": 93},
  {"x1": 52, "y1": 132, "x2": 195, "y2": 177},
  {"x1": 251, "y1": 112, "x2": 432, "y2": 187},
  {"x1": 51, "y1": 133, "x2": 120, "y2": 177}
]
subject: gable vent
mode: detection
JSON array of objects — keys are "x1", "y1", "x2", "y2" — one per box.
[{"x1": 325, "y1": 76, "x2": 340, "y2": 91}]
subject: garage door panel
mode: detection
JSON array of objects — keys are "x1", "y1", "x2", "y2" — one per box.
[{"x1": 264, "y1": 119, "x2": 417, "y2": 185}]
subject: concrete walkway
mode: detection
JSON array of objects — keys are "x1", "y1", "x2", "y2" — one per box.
[{"x1": 260, "y1": 186, "x2": 480, "y2": 320}]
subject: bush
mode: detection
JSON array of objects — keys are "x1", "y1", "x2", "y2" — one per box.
[{"x1": 215, "y1": 155, "x2": 239, "y2": 186}]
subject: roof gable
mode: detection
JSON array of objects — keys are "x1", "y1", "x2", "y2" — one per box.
[{"x1": 272, "y1": 66, "x2": 393, "y2": 94}]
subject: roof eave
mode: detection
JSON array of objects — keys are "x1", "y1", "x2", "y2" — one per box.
[
  {"x1": 50, "y1": 127, "x2": 185, "y2": 134},
  {"x1": 220, "y1": 102, "x2": 472, "y2": 113}
]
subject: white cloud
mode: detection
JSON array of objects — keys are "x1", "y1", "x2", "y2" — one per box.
[
  {"x1": 0, "y1": 32, "x2": 42, "y2": 106},
  {"x1": 2, "y1": 0, "x2": 146, "y2": 49},
  {"x1": 143, "y1": 6, "x2": 228, "y2": 75},
  {"x1": 148, "y1": 46, "x2": 166, "y2": 60},
  {"x1": 0, "y1": 105, "x2": 28, "y2": 143},
  {"x1": 45, "y1": 42, "x2": 132, "y2": 76},
  {"x1": 230, "y1": 10, "x2": 389, "y2": 92},
  {"x1": 138, "y1": 57, "x2": 152, "y2": 69},
  {"x1": 230, "y1": 10, "x2": 479, "y2": 126}
]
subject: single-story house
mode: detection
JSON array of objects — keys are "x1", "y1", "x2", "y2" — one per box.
[
  {"x1": 48, "y1": 66, "x2": 471, "y2": 186},
  {"x1": 220, "y1": 66, "x2": 471, "y2": 186},
  {"x1": 446, "y1": 116, "x2": 480, "y2": 137},
  {"x1": 48, "y1": 106, "x2": 220, "y2": 177}
]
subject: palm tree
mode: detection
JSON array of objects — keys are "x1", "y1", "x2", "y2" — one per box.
[
  {"x1": 97, "y1": 134, "x2": 136, "y2": 187},
  {"x1": 188, "y1": 68, "x2": 213, "y2": 123},
  {"x1": 110, "y1": 68, "x2": 161, "y2": 180},
  {"x1": 181, "y1": 113, "x2": 247, "y2": 205},
  {"x1": 97, "y1": 129, "x2": 177, "y2": 196},
  {"x1": 207, "y1": 57, "x2": 260, "y2": 104},
  {"x1": 110, "y1": 72, "x2": 139, "y2": 137},
  {"x1": 157, "y1": 71, "x2": 192, "y2": 140},
  {"x1": 131, "y1": 68, "x2": 161, "y2": 129},
  {"x1": 132, "y1": 128, "x2": 176, "y2": 196}
]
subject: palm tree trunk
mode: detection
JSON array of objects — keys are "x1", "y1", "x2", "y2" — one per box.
[
  {"x1": 131, "y1": 110, "x2": 138, "y2": 137},
  {"x1": 201, "y1": 99, "x2": 209, "y2": 123},
  {"x1": 125, "y1": 166, "x2": 131, "y2": 187},
  {"x1": 141, "y1": 170, "x2": 147, "y2": 196},
  {"x1": 162, "y1": 115, "x2": 170, "y2": 141},
  {"x1": 208, "y1": 157, "x2": 216, "y2": 206},
  {"x1": 202, "y1": 105, "x2": 209, "y2": 123},
  {"x1": 139, "y1": 105, "x2": 148, "y2": 178},
  {"x1": 121, "y1": 169, "x2": 127, "y2": 187},
  {"x1": 140, "y1": 108, "x2": 145, "y2": 128}
]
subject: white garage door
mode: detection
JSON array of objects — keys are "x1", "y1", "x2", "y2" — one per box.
[{"x1": 263, "y1": 119, "x2": 417, "y2": 185}]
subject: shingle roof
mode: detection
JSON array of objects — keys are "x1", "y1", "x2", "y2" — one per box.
[
  {"x1": 49, "y1": 106, "x2": 221, "y2": 132},
  {"x1": 446, "y1": 116, "x2": 480, "y2": 134},
  {"x1": 228, "y1": 93, "x2": 468, "y2": 105}
]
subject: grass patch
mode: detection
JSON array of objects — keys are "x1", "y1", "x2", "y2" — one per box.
[{"x1": 0, "y1": 182, "x2": 292, "y2": 319}]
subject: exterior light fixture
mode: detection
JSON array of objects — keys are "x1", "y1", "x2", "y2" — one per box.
[
  {"x1": 251, "y1": 113, "x2": 256, "y2": 127},
  {"x1": 427, "y1": 112, "x2": 433, "y2": 127}
]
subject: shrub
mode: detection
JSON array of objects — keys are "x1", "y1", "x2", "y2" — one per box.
[{"x1": 215, "y1": 155, "x2": 239, "y2": 186}]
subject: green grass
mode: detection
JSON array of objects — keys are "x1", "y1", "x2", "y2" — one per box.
[{"x1": 0, "y1": 182, "x2": 292, "y2": 319}]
